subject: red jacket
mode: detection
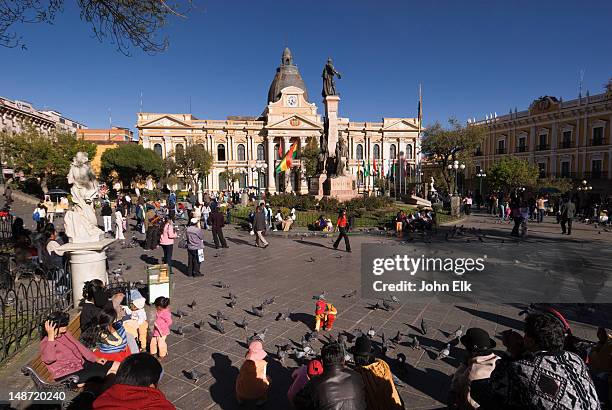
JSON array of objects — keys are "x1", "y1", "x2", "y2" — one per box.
[{"x1": 93, "y1": 384, "x2": 175, "y2": 410}]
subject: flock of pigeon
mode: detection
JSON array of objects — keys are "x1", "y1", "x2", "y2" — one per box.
[{"x1": 168, "y1": 282, "x2": 469, "y2": 384}]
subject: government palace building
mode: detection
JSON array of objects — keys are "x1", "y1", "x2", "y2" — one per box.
[{"x1": 136, "y1": 48, "x2": 422, "y2": 193}]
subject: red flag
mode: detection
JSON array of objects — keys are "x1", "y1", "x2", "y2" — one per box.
[
  {"x1": 277, "y1": 142, "x2": 283, "y2": 158},
  {"x1": 373, "y1": 158, "x2": 378, "y2": 176}
]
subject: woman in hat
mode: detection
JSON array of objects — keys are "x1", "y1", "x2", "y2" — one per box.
[
  {"x1": 287, "y1": 359, "x2": 324, "y2": 406},
  {"x1": 449, "y1": 327, "x2": 499, "y2": 409},
  {"x1": 351, "y1": 335, "x2": 404, "y2": 410},
  {"x1": 235, "y1": 340, "x2": 270, "y2": 406}
]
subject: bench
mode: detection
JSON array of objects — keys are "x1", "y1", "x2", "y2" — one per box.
[{"x1": 21, "y1": 313, "x2": 82, "y2": 395}]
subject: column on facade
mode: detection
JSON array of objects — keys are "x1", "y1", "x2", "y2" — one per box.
[
  {"x1": 283, "y1": 136, "x2": 292, "y2": 192},
  {"x1": 529, "y1": 126, "x2": 536, "y2": 164},
  {"x1": 163, "y1": 136, "x2": 172, "y2": 158},
  {"x1": 266, "y1": 136, "x2": 276, "y2": 192},
  {"x1": 550, "y1": 124, "x2": 557, "y2": 177}
]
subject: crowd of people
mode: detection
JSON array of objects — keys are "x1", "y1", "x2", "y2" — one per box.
[{"x1": 393, "y1": 209, "x2": 436, "y2": 236}]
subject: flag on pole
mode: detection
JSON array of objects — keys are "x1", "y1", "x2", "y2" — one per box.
[
  {"x1": 277, "y1": 142, "x2": 283, "y2": 159},
  {"x1": 275, "y1": 142, "x2": 298, "y2": 174},
  {"x1": 372, "y1": 158, "x2": 378, "y2": 176},
  {"x1": 363, "y1": 160, "x2": 370, "y2": 177}
]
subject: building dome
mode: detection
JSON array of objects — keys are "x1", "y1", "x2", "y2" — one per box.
[{"x1": 267, "y1": 48, "x2": 309, "y2": 104}]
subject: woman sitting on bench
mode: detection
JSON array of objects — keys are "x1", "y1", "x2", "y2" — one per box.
[
  {"x1": 91, "y1": 304, "x2": 131, "y2": 363},
  {"x1": 40, "y1": 312, "x2": 119, "y2": 385}
]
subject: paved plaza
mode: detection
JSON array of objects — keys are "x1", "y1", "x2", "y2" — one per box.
[{"x1": 2, "y1": 199, "x2": 612, "y2": 409}]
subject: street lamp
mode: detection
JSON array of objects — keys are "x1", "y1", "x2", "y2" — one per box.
[
  {"x1": 447, "y1": 160, "x2": 466, "y2": 195},
  {"x1": 476, "y1": 170, "x2": 487, "y2": 208},
  {"x1": 577, "y1": 180, "x2": 592, "y2": 191}
]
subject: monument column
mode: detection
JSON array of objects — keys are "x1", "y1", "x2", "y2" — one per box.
[
  {"x1": 266, "y1": 137, "x2": 276, "y2": 192},
  {"x1": 324, "y1": 96, "x2": 341, "y2": 154}
]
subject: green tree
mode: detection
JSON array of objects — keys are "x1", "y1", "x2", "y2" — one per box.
[
  {"x1": 166, "y1": 144, "x2": 213, "y2": 193},
  {"x1": 300, "y1": 137, "x2": 319, "y2": 179},
  {"x1": 101, "y1": 144, "x2": 163, "y2": 187},
  {"x1": 219, "y1": 169, "x2": 240, "y2": 191},
  {"x1": 1, "y1": 125, "x2": 96, "y2": 192},
  {"x1": 422, "y1": 118, "x2": 486, "y2": 193},
  {"x1": 487, "y1": 157, "x2": 539, "y2": 193},
  {"x1": 536, "y1": 177, "x2": 574, "y2": 196},
  {"x1": 1, "y1": 0, "x2": 193, "y2": 54}
]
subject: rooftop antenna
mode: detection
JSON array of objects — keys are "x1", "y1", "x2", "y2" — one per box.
[
  {"x1": 139, "y1": 91, "x2": 143, "y2": 113},
  {"x1": 579, "y1": 68, "x2": 585, "y2": 98}
]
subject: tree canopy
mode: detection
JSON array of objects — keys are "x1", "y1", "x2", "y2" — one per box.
[
  {"x1": 1, "y1": 0, "x2": 193, "y2": 54},
  {"x1": 422, "y1": 118, "x2": 485, "y2": 192},
  {"x1": 1, "y1": 125, "x2": 97, "y2": 192},
  {"x1": 101, "y1": 144, "x2": 163, "y2": 187},
  {"x1": 487, "y1": 157, "x2": 539, "y2": 193},
  {"x1": 164, "y1": 144, "x2": 213, "y2": 192},
  {"x1": 300, "y1": 137, "x2": 319, "y2": 179}
]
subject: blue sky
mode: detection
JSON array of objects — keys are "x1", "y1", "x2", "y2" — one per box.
[{"x1": 2, "y1": 0, "x2": 612, "y2": 132}]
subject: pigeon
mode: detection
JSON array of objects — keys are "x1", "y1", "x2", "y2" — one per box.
[
  {"x1": 306, "y1": 257, "x2": 315, "y2": 263},
  {"x1": 312, "y1": 291, "x2": 326, "y2": 300},
  {"x1": 237, "y1": 316, "x2": 248, "y2": 331},
  {"x1": 214, "y1": 317, "x2": 225, "y2": 334},
  {"x1": 382, "y1": 299, "x2": 394, "y2": 311},
  {"x1": 216, "y1": 310, "x2": 229, "y2": 321},
  {"x1": 420, "y1": 318, "x2": 428, "y2": 335},
  {"x1": 229, "y1": 292, "x2": 237, "y2": 300},
  {"x1": 371, "y1": 302, "x2": 383, "y2": 311},
  {"x1": 390, "y1": 330, "x2": 403, "y2": 345},
  {"x1": 276, "y1": 309, "x2": 291, "y2": 321},
  {"x1": 171, "y1": 325, "x2": 184, "y2": 336},
  {"x1": 437, "y1": 343, "x2": 451, "y2": 360},
  {"x1": 367, "y1": 326, "x2": 376, "y2": 339},
  {"x1": 252, "y1": 305, "x2": 265, "y2": 317},
  {"x1": 342, "y1": 290, "x2": 357, "y2": 298},
  {"x1": 228, "y1": 298, "x2": 237, "y2": 309},
  {"x1": 380, "y1": 332, "x2": 392, "y2": 355},
  {"x1": 412, "y1": 336, "x2": 420, "y2": 350},
  {"x1": 187, "y1": 299, "x2": 197, "y2": 309},
  {"x1": 173, "y1": 309, "x2": 188, "y2": 318},
  {"x1": 391, "y1": 295, "x2": 400, "y2": 304},
  {"x1": 184, "y1": 368, "x2": 205, "y2": 382},
  {"x1": 262, "y1": 296, "x2": 277, "y2": 306},
  {"x1": 248, "y1": 328, "x2": 268, "y2": 344},
  {"x1": 352, "y1": 328, "x2": 364, "y2": 339},
  {"x1": 277, "y1": 346, "x2": 288, "y2": 365},
  {"x1": 214, "y1": 280, "x2": 230, "y2": 288},
  {"x1": 449, "y1": 325, "x2": 464, "y2": 340},
  {"x1": 194, "y1": 320, "x2": 205, "y2": 330}
]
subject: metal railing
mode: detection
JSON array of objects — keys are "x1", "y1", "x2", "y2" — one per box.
[{"x1": 0, "y1": 267, "x2": 73, "y2": 365}]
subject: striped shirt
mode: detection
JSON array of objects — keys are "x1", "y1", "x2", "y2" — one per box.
[{"x1": 97, "y1": 322, "x2": 127, "y2": 354}]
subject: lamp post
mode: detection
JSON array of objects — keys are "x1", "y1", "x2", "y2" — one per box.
[
  {"x1": 476, "y1": 170, "x2": 486, "y2": 209},
  {"x1": 447, "y1": 160, "x2": 466, "y2": 195},
  {"x1": 252, "y1": 162, "x2": 267, "y2": 190}
]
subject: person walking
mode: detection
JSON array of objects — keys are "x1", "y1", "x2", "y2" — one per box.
[
  {"x1": 135, "y1": 197, "x2": 146, "y2": 234},
  {"x1": 101, "y1": 201, "x2": 113, "y2": 233},
  {"x1": 253, "y1": 206, "x2": 269, "y2": 248},
  {"x1": 159, "y1": 216, "x2": 177, "y2": 275},
  {"x1": 185, "y1": 218, "x2": 204, "y2": 277},
  {"x1": 209, "y1": 207, "x2": 228, "y2": 249},
  {"x1": 463, "y1": 194, "x2": 473, "y2": 216},
  {"x1": 34, "y1": 203, "x2": 47, "y2": 232},
  {"x1": 333, "y1": 209, "x2": 351, "y2": 252},
  {"x1": 124, "y1": 193, "x2": 132, "y2": 215},
  {"x1": 202, "y1": 202, "x2": 211, "y2": 230},
  {"x1": 560, "y1": 195, "x2": 576, "y2": 235},
  {"x1": 115, "y1": 205, "x2": 125, "y2": 240},
  {"x1": 536, "y1": 195, "x2": 547, "y2": 223}
]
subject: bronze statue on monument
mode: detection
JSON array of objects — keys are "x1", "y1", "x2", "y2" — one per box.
[{"x1": 322, "y1": 58, "x2": 342, "y2": 98}]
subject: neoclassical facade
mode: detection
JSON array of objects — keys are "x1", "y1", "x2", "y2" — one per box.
[
  {"x1": 136, "y1": 48, "x2": 421, "y2": 193},
  {"x1": 0, "y1": 96, "x2": 86, "y2": 134},
  {"x1": 469, "y1": 81, "x2": 612, "y2": 195}
]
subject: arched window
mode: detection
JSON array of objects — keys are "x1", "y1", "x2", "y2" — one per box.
[
  {"x1": 153, "y1": 143, "x2": 163, "y2": 157},
  {"x1": 217, "y1": 144, "x2": 226, "y2": 161},
  {"x1": 356, "y1": 144, "x2": 364, "y2": 160},
  {"x1": 389, "y1": 144, "x2": 397, "y2": 159},
  {"x1": 357, "y1": 170, "x2": 364, "y2": 185},
  {"x1": 257, "y1": 144, "x2": 265, "y2": 161},
  {"x1": 175, "y1": 144, "x2": 184, "y2": 156},
  {"x1": 274, "y1": 143, "x2": 281, "y2": 160},
  {"x1": 373, "y1": 144, "x2": 380, "y2": 159},
  {"x1": 406, "y1": 144, "x2": 413, "y2": 159},
  {"x1": 237, "y1": 144, "x2": 246, "y2": 161}
]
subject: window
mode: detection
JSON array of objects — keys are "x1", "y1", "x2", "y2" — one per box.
[
  {"x1": 373, "y1": 144, "x2": 380, "y2": 159},
  {"x1": 497, "y1": 140, "x2": 505, "y2": 154},
  {"x1": 538, "y1": 134, "x2": 547, "y2": 150},
  {"x1": 153, "y1": 143, "x2": 163, "y2": 157},
  {"x1": 561, "y1": 161, "x2": 570, "y2": 177},
  {"x1": 406, "y1": 144, "x2": 413, "y2": 159},
  {"x1": 593, "y1": 127, "x2": 604, "y2": 145},
  {"x1": 562, "y1": 131, "x2": 572, "y2": 148},
  {"x1": 175, "y1": 144, "x2": 184, "y2": 156},
  {"x1": 257, "y1": 144, "x2": 265, "y2": 161},
  {"x1": 538, "y1": 163, "x2": 546, "y2": 178},
  {"x1": 356, "y1": 144, "x2": 364, "y2": 160},
  {"x1": 592, "y1": 159, "x2": 602, "y2": 178},
  {"x1": 237, "y1": 144, "x2": 246, "y2": 161},
  {"x1": 518, "y1": 137, "x2": 526, "y2": 152},
  {"x1": 59, "y1": 118, "x2": 65, "y2": 124},
  {"x1": 389, "y1": 144, "x2": 397, "y2": 159},
  {"x1": 217, "y1": 144, "x2": 226, "y2": 161},
  {"x1": 274, "y1": 143, "x2": 281, "y2": 160},
  {"x1": 239, "y1": 173, "x2": 247, "y2": 188},
  {"x1": 357, "y1": 170, "x2": 364, "y2": 185}
]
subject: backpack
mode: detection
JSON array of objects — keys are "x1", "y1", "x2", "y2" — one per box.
[{"x1": 32, "y1": 210, "x2": 40, "y2": 222}]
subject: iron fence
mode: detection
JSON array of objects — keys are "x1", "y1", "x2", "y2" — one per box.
[{"x1": 0, "y1": 267, "x2": 73, "y2": 365}]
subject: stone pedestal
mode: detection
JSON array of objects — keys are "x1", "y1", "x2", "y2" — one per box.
[
  {"x1": 59, "y1": 238, "x2": 114, "y2": 307},
  {"x1": 324, "y1": 96, "x2": 340, "y2": 154},
  {"x1": 309, "y1": 174, "x2": 359, "y2": 201},
  {"x1": 451, "y1": 195, "x2": 461, "y2": 218}
]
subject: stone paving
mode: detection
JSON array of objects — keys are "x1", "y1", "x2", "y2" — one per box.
[{"x1": 2, "y1": 199, "x2": 612, "y2": 409}]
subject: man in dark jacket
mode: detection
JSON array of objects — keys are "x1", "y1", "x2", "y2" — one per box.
[
  {"x1": 209, "y1": 207, "x2": 228, "y2": 249},
  {"x1": 295, "y1": 342, "x2": 366, "y2": 410},
  {"x1": 560, "y1": 196, "x2": 576, "y2": 235},
  {"x1": 253, "y1": 206, "x2": 268, "y2": 248},
  {"x1": 471, "y1": 312, "x2": 601, "y2": 410}
]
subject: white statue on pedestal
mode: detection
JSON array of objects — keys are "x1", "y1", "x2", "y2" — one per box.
[
  {"x1": 429, "y1": 176, "x2": 437, "y2": 193},
  {"x1": 64, "y1": 152, "x2": 104, "y2": 243}
]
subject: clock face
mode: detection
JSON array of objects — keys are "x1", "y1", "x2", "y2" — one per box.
[{"x1": 286, "y1": 95, "x2": 298, "y2": 107}]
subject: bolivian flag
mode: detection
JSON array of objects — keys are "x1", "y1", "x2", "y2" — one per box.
[{"x1": 275, "y1": 142, "x2": 298, "y2": 174}]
